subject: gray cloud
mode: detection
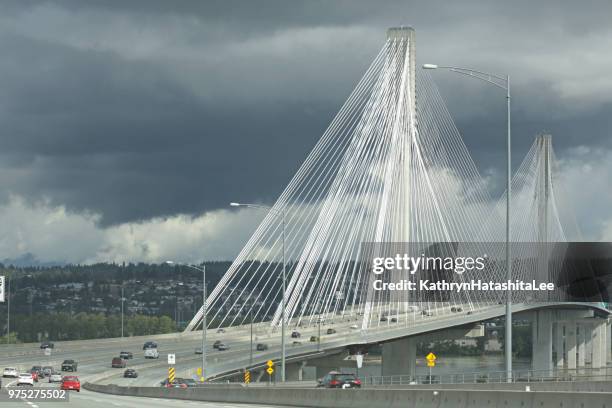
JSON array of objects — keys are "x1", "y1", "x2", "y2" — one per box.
[{"x1": 0, "y1": 0, "x2": 611, "y2": 261}]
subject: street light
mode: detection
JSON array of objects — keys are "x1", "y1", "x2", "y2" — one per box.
[
  {"x1": 423, "y1": 63, "x2": 512, "y2": 382},
  {"x1": 230, "y1": 201, "x2": 287, "y2": 382},
  {"x1": 166, "y1": 261, "x2": 207, "y2": 380}
]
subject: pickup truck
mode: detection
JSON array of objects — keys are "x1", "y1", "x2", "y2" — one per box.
[{"x1": 61, "y1": 360, "x2": 78, "y2": 372}]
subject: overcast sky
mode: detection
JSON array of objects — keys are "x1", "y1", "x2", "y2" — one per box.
[{"x1": 0, "y1": 0, "x2": 611, "y2": 264}]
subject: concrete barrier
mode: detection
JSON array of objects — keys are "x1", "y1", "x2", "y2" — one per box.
[{"x1": 83, "y1": 382, "x2": 612, "y2": 408}]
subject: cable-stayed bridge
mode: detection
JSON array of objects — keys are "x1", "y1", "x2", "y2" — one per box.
[{"x1": 180, "y1": 26, "x2": 609, "y2": 380}]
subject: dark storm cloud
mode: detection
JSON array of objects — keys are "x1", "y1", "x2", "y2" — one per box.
[{"x1": 0, "y1": 0, "x2": 611, "y2": 225}]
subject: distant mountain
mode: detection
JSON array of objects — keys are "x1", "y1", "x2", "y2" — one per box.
[{"x1": 1, "y1": 253, "x2": 66, "y2": 268}]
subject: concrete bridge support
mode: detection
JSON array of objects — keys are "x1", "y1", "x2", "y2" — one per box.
[
  {"x1": 532, "y1": 310, "x2": 553, "y2": 374},
  {"x1": 532, "y1": 309, "x2": 609, "y2": 375},
  {"x1": 381, "y1": 336, "x2": 417, "y2": 378}
]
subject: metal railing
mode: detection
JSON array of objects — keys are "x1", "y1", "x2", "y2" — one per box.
[{"x1": 364, "y1": 366, "x2": 612, "y2": 386}]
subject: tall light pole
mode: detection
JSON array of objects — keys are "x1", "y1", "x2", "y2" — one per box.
[
  {"x1": 121, "y1": 285, "x2": 125, "y2": 339},
  {"x1": 230, "y1": 202, "x2": 286, "y2": 382},
  {"x1": 423, "y1": 63, "x2": 512, "y2": 382},
  {"x1": 166, "y1": 261, "x2": 207, "y2": 380}
]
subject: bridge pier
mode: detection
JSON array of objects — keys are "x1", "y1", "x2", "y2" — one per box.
[
  {"x1": 531, "y1": 309, "x2": 609, "y2": 375},
  {"x1": 381, "y1": 337, "x2": 416, "y2": 379},
  {"x1": 532, "y1": 310, "x2": 553, "y2": 374}
]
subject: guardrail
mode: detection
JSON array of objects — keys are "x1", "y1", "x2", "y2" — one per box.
[{"x1": 364, "y1": 366, "x2": 612, "y2": 385}]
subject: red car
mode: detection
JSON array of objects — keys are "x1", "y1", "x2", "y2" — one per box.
[
  {"x1": 29, "y1": 370, "x2": 39, "y2": 382},
  {"x1": 61, "y1": 376, "x2": 80, "y2": 392}
]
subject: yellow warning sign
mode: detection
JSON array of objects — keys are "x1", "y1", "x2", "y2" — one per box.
[
  {"x1": 196, "y1": 367, "x2": 202, "y2": 376},
  {"x1": 168, "y1": 367, "x2": 176, "y2": 382},
  {"x1": 426, "y1": 352, "x2": 436, "y2": 367},
  {"x1": 266, "y1": 360, "x2": 274, "y2": 368},
  {"x1": 266, "y1": 367, "x2": 274, "y2": 375},
  {"x1": 244, "y1": 370, "x2": 251, "y2": 384}
]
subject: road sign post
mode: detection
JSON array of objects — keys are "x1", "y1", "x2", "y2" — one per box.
[
  {"x1": 168, "y1": 367, "x2": 175, "y2": 383},
  {"x1": 266, "y1": 360, "x2": 274, "y2": 384},
  {"x1": 168, "y1": 353, "x2": 176, "y2": 365},
  {"x1": 0, "y1": 276, "x2": 4, "y2": 303},
  {"x1": 426, "y1": 352, "x2": 436, "y2": 384}
]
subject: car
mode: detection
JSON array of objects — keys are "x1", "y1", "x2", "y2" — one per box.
[
  {"x1": 40, "y1": 342, "x2": 54, "y2": 349},
  {"x1": 3, "y1": 367, "x2": 18, "y2": 378},
  {"x1": 123, "y1": 369, "x2": 138, "y2": 378},
  {"x1": 17, "y1": 373, "x2": 34, "y2": 386},
  {"x1": 309, "y1": 336, "x2": 319, "y2": 342},
  {"x1": 467, "y1": 310, "x2": 474, "y2": 315},
  {"x1": 179, "y1": 378, "x2": 197, "y2": 387},
  {"x1": 317, "y1": 372, "x2": 361, "y2": 389},
  {"x1": 217, "y1": 343, "x2": 229, "y2": 351},
  {"x1": 326, "y1": 328, "x2": 336, "y2": 335},
  {"x1": 291, "y1": 331, "x2": 301, "y2": 338},
  {"x1": 61, "y1": 360, "x2": 78, "y2": 372},
  {"x1": 42, "y1": 366, "x2": 53, "y2": 377},
  {"x1": 143, "y1": 341, "x2": 158, "y2": 350},
  {"x1": 213, "y1": 340, "x2": 222, "y2": 349},
  {"x1": 29, "y1": 370, "x2": 39, "y2": 382},
  {"x1": 380, "y1": 316, "x2": 388, "y2": 322},
  {"x1": 216, "y1": 328, "x2": 225, "y2": 333},
  {"x1": 292, "y1": 341, "x2": 302, "y2": 346},
  {"x1": 61, "y1": 376, "x2": 80, "y2": 392},
  {"x1": 49, "y1": 372, "x2": 63, "y2": 383},
  {"x1": 195, "y1": 347, "x2": 203, "y2": 354},
  {"x1": 112, "y1": 357, "x2": 127, "y2": 368},
  {"x1": 391, "y1": 317, "x2": 398, "y2": 323},
  {"x1": 119, "y1": 351, "x2": 133, "y2": 359},
  {"x1": 144, "y1": 348, "x2": 160, "y2": 359},
  {"x1": 350, "y1": 324, "x2": 359, "y2": 329},
  {"x1": 256, "y1": 343, "x2": 268, "y2": 351},
  {"x1": 161, "y1": 379, "x2": 187, "y2": 389},
  {"x1": 421, "y1": 310, "x2": 433, "y2": 317},
  {"x1": 31, "y1": 365, "x2": 43, "y2": 374}
]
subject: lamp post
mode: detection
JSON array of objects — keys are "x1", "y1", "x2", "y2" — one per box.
[
  {"x1": 230, "y1": 202, "x2": 286, "y2": 382},
  {"x1": 166, "y1": 261, "x2": 207, "y2": 380},
  {"x1": 423, "y1": 63, "x2": 512, "y2": 382},
  {"x1": 121, "y1": 285, "x2": 124, "y2": 339}
]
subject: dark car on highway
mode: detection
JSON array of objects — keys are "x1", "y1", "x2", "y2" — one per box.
[
  {"x1": 61, "y1": 360, "x2": 78, "y2": 372},
  {"x1": 326, "y1": 328, "x2": 336, "y2": 335},
  {"x1": 217, "y1": 343, "x2": 229, "y2": 351},
  {"x1": 317, "y1": 372, "x2": 361, "y2": 388},
  {"x1": 213, "y1": 340, "x2": 222, "y2": 349},
  {"x1": 291, "y1": 331, "x2": 301, "y2": 338},
  {"x1": 256, "y1": 343, "x2": 268, "y2": 351},
  {"x1": 124, "y1": 369, "x2": 138, "y2": 378},
  {"x1": 40, "y1": 342, "x2": 54, "y2": 349}
]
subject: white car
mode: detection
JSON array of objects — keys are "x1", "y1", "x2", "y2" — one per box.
[
  {"x1": 350, "y1": 324, "x2": 359, "y2": 330},
  {"x1": 49, "y1": 372, "x2": 63, "y2": 383},
  {"x1": 17, "y1": 373, "x2": 34, "y2": 386},
  {"x1": 2, "y1": 367, "x2": 18, "y2": 378},
  {"x1": 144, "y1": 348, "x2": 159, "y2": 359}
]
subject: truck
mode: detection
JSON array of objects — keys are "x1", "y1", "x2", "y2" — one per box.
[{"x1": 61, "y1": 360, "x2": 78, "y2": 372}]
